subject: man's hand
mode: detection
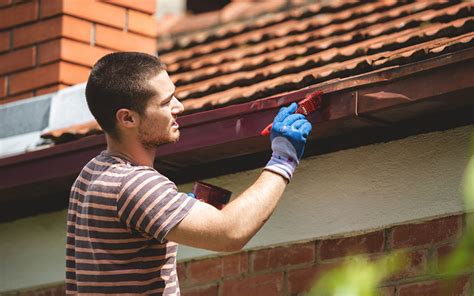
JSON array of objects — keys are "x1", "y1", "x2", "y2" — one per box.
[
  {"x1": 166, "y1": 103, "x2": 311, "y2": 252},
  {"x1": 264, "y1": 103, "x2": 312, "y2": 181}
]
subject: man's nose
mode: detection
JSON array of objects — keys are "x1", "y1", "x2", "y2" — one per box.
[{"x1": 172, "y1": 97, "x2": 184, "y2": 114}]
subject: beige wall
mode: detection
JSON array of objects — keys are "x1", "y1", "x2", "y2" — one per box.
[
  {"x1": 0, "y1": 125, "x2": 472, "y2": 292},
  {"x1": 178, "y1": 125, "x2": 473, "y2": 259}
]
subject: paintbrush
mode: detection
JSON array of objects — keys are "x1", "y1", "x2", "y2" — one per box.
[{"x1": 260, "y1": 90, "x2": 323, "y2": 136}]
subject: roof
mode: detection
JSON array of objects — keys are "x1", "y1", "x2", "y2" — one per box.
[
  {"x1": 163, "y1": 0, "x2": 473, "y2": 112},
  {"x1": 42, "y1": 0, "x2": 474, "y2": 142},
  {"x1": 1, "y1": 0, "x2": 474, "y2": 221},
  {"x1": 156, "y1": 0, "x2": 290, "y2": 38}
]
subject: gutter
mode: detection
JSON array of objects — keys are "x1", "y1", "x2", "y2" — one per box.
[{"x1": 1, "y1": 48, "x2": 474, "y2": 206}]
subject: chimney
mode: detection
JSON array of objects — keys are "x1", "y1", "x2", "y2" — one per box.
[{"x1": 0, "y1": 0, "x2": 157, "y2": 104}]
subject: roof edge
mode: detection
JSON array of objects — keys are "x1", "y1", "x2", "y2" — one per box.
[{"x1": 1, "y1": 48, "x2": 473, "y2": 194}]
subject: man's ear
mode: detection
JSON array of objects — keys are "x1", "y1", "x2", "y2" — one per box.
[{"x1": 116, "y1": 109, "x2": 138, "y2": 128}]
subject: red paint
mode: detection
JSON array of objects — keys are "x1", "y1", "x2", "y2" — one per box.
[
  {"x1": 260, "y1": 90, "x2": 323, "y2": 136},
  {"x1": 192, "y1": 181, "x2": 232, "y2": 210}
]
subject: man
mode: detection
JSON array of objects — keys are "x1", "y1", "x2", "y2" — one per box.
[{"x1": 66, "y1": 52, "x2": 312, "y2": 295}]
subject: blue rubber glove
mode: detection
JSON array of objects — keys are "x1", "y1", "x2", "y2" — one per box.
[
  {"x1": 187, "y1": 192, "x2": 196, "y2": 198},
  {"x1": 264, "y1": 103, "x2": 312, "y2": 181}
]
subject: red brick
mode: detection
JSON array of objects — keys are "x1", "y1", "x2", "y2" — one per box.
[
  {"x1": 0, "y1": 0, "x2": 38, "y2": 30},
  {"x1": 0, "y1": 76, "x2": 7, "y2": 98},
  {"x1": 2, "y1": 91, "x2": 34, "y2": 104},
  {"x1": 13, "y1": 17, "x2": 61, "y2": 48},
  {"x1": 38, "y1": 38, "x2": 112, "y2": 67},
  {"x1": 38, "y1": 39, "x2": 61, "y2": 65},
  {"x1": 181, "y1": 284, "x2": 219, "y2": 296},
  {"x1": 13, "y1": 16, "x2": 91, "y2": 48},
  {"x1": 387, "y1": 249, "x2": 428, "y2": 281},
  {"x1": 0, "y1": 31, "x2": 10, "y2": 52},
  {"x1": 0, "y1": 47, "x2": 36, "y2": 75},
  {"x1": 398, "y1": 276, "x2": 471, "y2": 296},
  {"x1": 181, "y1": 253, "x2": 248, "y2": 284},
  {"x1": 436, "y1": 243, "x2": 474, "y2": 273},
  {"x1": 35, "y1": 83, "x2": 68, "y2": 96},
  {"x1": 58, "y1": 62, "x2": 90, "y2": 85},
  {"x1": 60, "y1": 39, "x2": 111, "y2": 67},
  {"x1": 177, "y1": 262, "x2": 187, "y2": 285},
  {"x1": 437, "y1": 243, "x2": 456, "y2": 271},
  {"x1": 220, "y1": 272, "x2": 284, "y2": 296},
  {"x1": 187, "y1": 257, "x2": 223, "y2": 284},
  {"x1": 42, "y1": 0, "x2": 126, "y2": 28},
  {"x1": 9, "y1": 63, "x2": 59, "y2": 94},
  {"x1": 319, "y1": 231, "x2": 385, "y2": 260},
  {"x1": 128, "y1": 9, "x2": 157, "y2": 37},
  {"x1": 103, "y1": 0, "x2": 155, "y2": 14},
  {"x1": 62, "y1": 16, "x2": 93, "y2": 44},
  {"x1": 250, "y1": 242, "x2": 315, "y2": 272},
  {"x1": 14, "y1": 283, "x2": 65, "y2": 296},
  {"x1": 391, "y1": 216, "x2": 462, "y2": 249},
  {"x1": 95, "y1": 24, "x2": 155, "y2": 53},
  {"x1": 62, "y1": 0, "x2": 125, "y2": 29},
  {"x1": 40, "y1": 0, "x2": 62, "y2": 18},
  {"x1": 222, "y1": 252, "x2": 248, "y2": 277},
  {"x1": 0, "y1": 0, "x2": 13, "y2": 8},
  {"x1": 287, "y1": 263, "x2": 339, "y2": 294},
  {"x1": 378, "y1": 286, "x2": 395, "y2": 296}
]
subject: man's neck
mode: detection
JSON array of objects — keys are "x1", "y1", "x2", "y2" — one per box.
[{"x1": 106, "y1": 134, "x2": 156, "y2": 167}]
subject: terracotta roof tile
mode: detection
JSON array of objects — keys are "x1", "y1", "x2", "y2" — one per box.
[
  {"x1": 156, "y1": 0, "x2": 292, "y2": 49},
  {"x1": 158, "y1": 0, "x2": 359, "y2": 53},
  {"x1": 174, "y1": 12, "x2": 472, "y2": 99},
  {"x1": 180, "y1": 31, "x2": 474, "y2": 112},
  {"x1": 160, "y1": 1, "x2": 398, "y2": 64},
  {"x1": 41, "y1": 120, "x2": 101, "y2": 143},
  {"x1": 165, "y1": 1, "x2": 446, "y2": 74},
  {"x1": 44, "y1": 0, "x2": 474, "y2": 142}
]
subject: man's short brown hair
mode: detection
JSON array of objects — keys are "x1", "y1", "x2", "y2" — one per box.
[{"x1": 85, "y1": 52, "x2": 166, "y2": 138}]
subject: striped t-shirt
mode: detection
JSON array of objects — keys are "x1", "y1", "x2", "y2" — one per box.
[{"x1": 66, "y1": 151, "x2": 197, "y2": 295}]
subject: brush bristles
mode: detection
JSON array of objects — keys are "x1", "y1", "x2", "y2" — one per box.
[{"x1": 295, "y1": 91, "x2": 322, "y2": 115}]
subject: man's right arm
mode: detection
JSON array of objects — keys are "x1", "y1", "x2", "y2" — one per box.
[
  {"x1": 167, "y1": 169, "x2": 287, "y2": 252},
  {"x1": 166, "y1": 103, "x2": 312, "y2": 252}
]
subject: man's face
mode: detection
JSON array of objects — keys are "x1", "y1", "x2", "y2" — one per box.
[{"x1": 138, "y1": 71, "x2": 184, "y2": 149}]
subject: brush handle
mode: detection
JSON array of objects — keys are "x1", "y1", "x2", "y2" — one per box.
[
  {"x1": 260, "y1": 105, "x2": 305, "y2": 136},
  {"x1": 260, "y1": 103, "x2": 308, "y2": 136},
  {"x1": 260, "y1": 90, "x2": 322, "y2": 137},
  {"x1": 261, "y1": 123, "x2": 273, "y2": 136}
]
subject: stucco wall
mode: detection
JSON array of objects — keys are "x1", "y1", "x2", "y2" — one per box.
[{"x1": 0, "y1": 125, "x2": 472, "y2": 292}]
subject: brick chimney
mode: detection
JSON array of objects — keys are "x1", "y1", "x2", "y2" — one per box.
[{"x1": 0, "y1": 0, "x2": 157, "y2": 104}]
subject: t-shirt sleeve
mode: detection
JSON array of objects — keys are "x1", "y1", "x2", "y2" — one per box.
[{"x1": 117, "y1": 168, "x2": 197, "y2": 243}]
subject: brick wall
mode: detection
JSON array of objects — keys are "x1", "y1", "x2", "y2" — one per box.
[
  {"x1": 0, "y1": 0, "x2": 157, "y2": 104},
  {"x1": 176, "y1": 214, "x2": 473, "y2": 296},
  {"x1": 7, "y1": 213, "x2": 473, "y2": 296}
]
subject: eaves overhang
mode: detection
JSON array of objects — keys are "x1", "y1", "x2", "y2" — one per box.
[{"x1": 0, "y1": 48, "x2": 473, "y2": 219}]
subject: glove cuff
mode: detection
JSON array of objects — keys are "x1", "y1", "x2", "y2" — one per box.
[{"x1": 264, "y1": 153, "x2": 298, "y2": 181}]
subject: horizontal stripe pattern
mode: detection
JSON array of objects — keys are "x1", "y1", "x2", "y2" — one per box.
[{"x1": 67, "y1": 151, "x2": 196, "y2": 295}]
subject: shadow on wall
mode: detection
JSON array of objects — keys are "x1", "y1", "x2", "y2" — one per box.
[{"x1": 309, "y1": 135, "x2": 474, "y2": 296}]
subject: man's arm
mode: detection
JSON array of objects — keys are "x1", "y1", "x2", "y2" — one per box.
[
  {"x1": 167, "y1": 103, "x2": 312, "y2": 252},
  {"x1": 167, "y1": 170, "x2": 287, "y2": 252}
]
